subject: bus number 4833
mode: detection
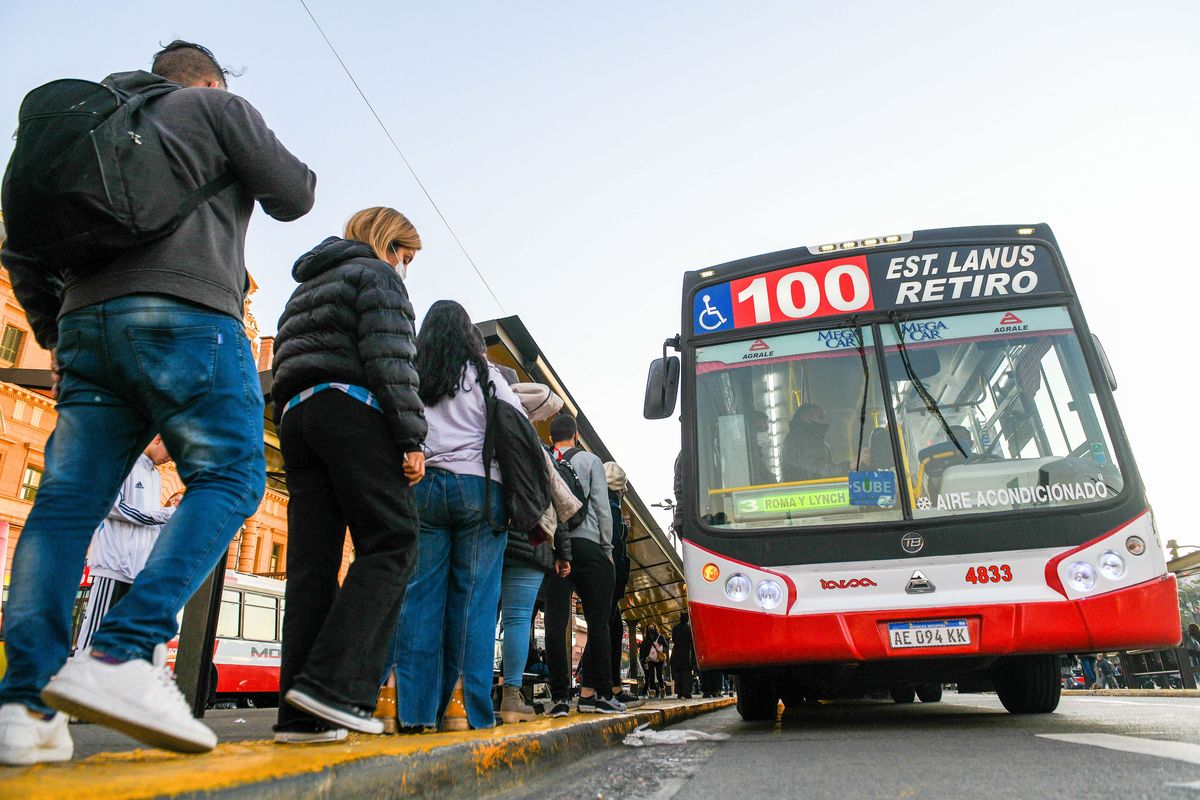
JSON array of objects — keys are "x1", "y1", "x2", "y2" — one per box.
[{"x1": 965, "y1": 565, "x2": 1013, "y2": 584}]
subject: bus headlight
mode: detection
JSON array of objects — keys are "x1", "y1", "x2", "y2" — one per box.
[
  {"x1": 1126, "y1": 536, "x2": 1146, "y2": 556},
  {"x1": 756, "y1": 579, "x2": 784, "y2": 610},
  {"x1": 1066, "y1": 561, "x2": 1097, "y2": 592},
  {"x1": 725, "y1": 573, "x2": 752, "y2": 602},
  {"x1": 1098, "y1": 551, "x2": 1126, "y2": 580}
]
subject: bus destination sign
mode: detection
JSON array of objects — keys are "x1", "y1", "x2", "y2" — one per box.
[{"x1": 693, "y1": 244, "x2": 1062, "y2": 334}]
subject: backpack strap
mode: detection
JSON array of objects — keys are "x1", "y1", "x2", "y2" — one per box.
[
  {"x1": 480, "y1": 380, "x2": 501, "y2": 531},
  {"x1": 175, "y1": 172, "x2": 236, "y2": 219}
]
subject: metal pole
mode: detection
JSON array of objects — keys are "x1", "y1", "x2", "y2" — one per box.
[{"x1": 176, "y1": 557, "x2": 227, "y2": 718}]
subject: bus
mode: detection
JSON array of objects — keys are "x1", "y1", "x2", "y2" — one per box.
[
  {"x1": 166, "y1": 571, "x2": 284, "y2": 707},
  {"x1": 643, "y1": 223, "x2": 1179, "y2": 720}
]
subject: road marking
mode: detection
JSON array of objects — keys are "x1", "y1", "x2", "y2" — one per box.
[{"x1": 1039, "y1": 733, "x2": 1200, "y2": 765}]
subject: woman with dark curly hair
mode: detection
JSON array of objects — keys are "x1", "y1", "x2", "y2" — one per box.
[
  {"x1": 270, "y1": 207, "x2": 426, "y2": 742},
  {"x1": 386, "y1": 300, "x2": 525, "y2": 731}
]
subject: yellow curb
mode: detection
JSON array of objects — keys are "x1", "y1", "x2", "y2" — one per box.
[
  {"x1": 0, "y1": 697, "x2": 736, "y2": 799},
  {"x1": 1063, "y1": 689, "x2": 1200, "y2": 698}
]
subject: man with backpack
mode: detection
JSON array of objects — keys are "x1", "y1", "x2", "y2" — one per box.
[
  {"x1": 542, "y1": 414, "x2": 623, "y2": 715},
  {"x1": 0, "y1": 41, "x2": 315, "y2": 765}
]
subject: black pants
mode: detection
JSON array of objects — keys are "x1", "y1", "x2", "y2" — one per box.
[
  {"x1": 544, "y1": 538, "x2": 614, "y2": 701},
  {"x1": 579, "y1": 575, "x2": 629, "y2": 691},
  {"x1": 276, "y1": 391, "x2": 419, "y2": 728},
  {"x1": 671, "y1": 659, "x2": 692, "y2": 698},
  {"x1": 645, "y1": 661, "x2": 664, "y2": 695}
]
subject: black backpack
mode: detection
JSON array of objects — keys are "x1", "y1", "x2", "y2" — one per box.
[
  {"x1": 1, "y1": 71, "x2": 233, "y2": 275},
  {"x1": 551, "y1": 446, "x2": 590, "y2": 532},
  {"x1": 482, "y1": 382, "x2": 553, "y2": 534}
]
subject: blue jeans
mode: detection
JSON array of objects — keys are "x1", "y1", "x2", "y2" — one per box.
[
  {"x1": 500, "y1": 562, "x2": 545, "y2": 688},
  {"x1": 388, "y1": 469, "x2": 505, "y2": 729},
  {"x1": 0, "y1": 295, "x2": 265, "y2": 713}
]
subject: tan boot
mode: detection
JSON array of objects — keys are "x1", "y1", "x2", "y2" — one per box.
[
  {"x1": 499, "y1": 685, "x2": 536, "y2": 723},
  {"x1": 440, "y1": 677, "x2": 469, "y2": 732},
  {"x1": 373, "y1": 686, "x2": 397, "y2": 734}
]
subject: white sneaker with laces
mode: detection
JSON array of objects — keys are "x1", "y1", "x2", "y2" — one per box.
[
  {"x1": 0, "y1": 704, "x2": 73, "y2": 766},
  {"x1": 274, "y1": 727, "x2": 348, "y2": 744},
  {"x1": 41, "y1": 644, "x2": 217, "y2": 753}
]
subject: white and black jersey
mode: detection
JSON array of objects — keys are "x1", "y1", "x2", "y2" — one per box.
[{"x1": 86, "y1": 453, "x2": 175, "y2": 583}]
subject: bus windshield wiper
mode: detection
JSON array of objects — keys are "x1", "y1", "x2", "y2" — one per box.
[
  {"x1": 889, "y1": 314, "x2": 968, "y2": 459},
  {"x1": 852, "y1": 316, "x2": 868, "y2": 471}
]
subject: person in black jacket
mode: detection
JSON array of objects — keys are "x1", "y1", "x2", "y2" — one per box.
[
  {"x1": 270, "y1": 206, "x2": 426, "y2": 742},
  {"x1": 639, "y1": 624, "x2": 669, "y2": 698},
  {"x1": 670, "y1": 613, "x2": 695, "y2": 699}
]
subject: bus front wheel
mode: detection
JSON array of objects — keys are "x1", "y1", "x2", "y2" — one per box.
[
  {"x1": 916, "y1": 683, "x2": 943, "y2": 703},
  {"x1": 993, "y1": 655, "x2": 1061, "y2": 714},
  {"x1": 889, "y1": 685, "x2": 916, "y2": 704},
  {"x1": 735, "y1": 675, "x2": 779, "y2": 721}
]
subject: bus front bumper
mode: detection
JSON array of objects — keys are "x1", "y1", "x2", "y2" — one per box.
[{"x1": 689, "y1": 574, "x2": 1180, "y2": 671}]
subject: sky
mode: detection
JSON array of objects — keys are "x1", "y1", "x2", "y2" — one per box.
[{"x1": 2, "y1": 1, "x2": 1198, "y2": 551}]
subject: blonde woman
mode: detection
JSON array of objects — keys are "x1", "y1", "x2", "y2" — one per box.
[{"x1": 270, "y1": 207, "x2": 427, "y2": 741}]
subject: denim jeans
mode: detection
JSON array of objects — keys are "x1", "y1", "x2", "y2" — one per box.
[
  {"x1": 499, "y1": 562, "x2": 545, "y2": 688},
  {"x1": 388, "y1": 469, "x2": 505, "y2": 729},
  {"x1": 0, "y1": 295, "x2": 265, "y2": 713}
]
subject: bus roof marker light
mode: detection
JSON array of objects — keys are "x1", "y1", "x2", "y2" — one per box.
[
  {"x1": 755, "y1": 579, "x2": 784, "y2": 610},
  {"x1": 724, "y1": 573, "x2": 752, "y2": 602},
  {"x1": 702, "y1": 563, "x2": 720, "y2": 582},
  {"x1": 1016, "y1": 227, "x2": 1036, "y2": 235},
  {"x1": 1126, "y1": 536, "x2": 1146, "y2": 556},
  {"x1": 884, "y1": 235, "x2": 902, "y2": 244},
  {"x1": 699, "y1": 269, "x2": 716, "y2": 278},
  {"x1": 861, "y1": 237, "x2": 880, "y2": 246},
  {"x1": 1066, "y1": 561, "x2": 1097, "y2": 593},
  {"x1": 1098, "y1": 551, "x2": 1126, "y2": 580},
  {"x1": 818, "y1": 244, "x2": 837, "y2": 253},
  {"x1": 840, "y1": 241, "x2": 857, "y2": 250}
]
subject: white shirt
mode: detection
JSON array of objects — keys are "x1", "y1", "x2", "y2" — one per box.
[
  {"x1": 423, "y1": 364, "x2": 525, "y2": 479},
  {"x1": 86, "y1": 454, "x2": 175, "y2": 582}
]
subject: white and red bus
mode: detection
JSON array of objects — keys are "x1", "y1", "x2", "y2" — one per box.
[
  {"x1": 165, "y1": 570, "x2": 283, "y2": 706},
  {"x1": 644, "y1": 224, "x2": 1178, "y2": 719}
]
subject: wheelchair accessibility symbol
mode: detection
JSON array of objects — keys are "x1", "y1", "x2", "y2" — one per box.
[{"x1": 692, "y1": 285, "x2": 734, "y2": 334}]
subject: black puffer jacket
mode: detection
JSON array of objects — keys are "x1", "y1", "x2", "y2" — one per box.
[
  {"x1": 271, "y1": 237, "x2": 426, "y2": 451},
  {"x1": 504, "y1": 535, "x2": 556, "y2": 575}
]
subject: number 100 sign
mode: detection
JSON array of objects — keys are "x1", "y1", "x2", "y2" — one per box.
[{"x1": 731, "y1": 255, "x2": 874, "y2": 328}]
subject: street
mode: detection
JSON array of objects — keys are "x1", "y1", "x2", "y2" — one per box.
[{"x1": 488, "y1": 693, "x2": 1200, "y2": 800}]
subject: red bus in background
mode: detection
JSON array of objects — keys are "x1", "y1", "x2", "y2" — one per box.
[
  {"x1": 166, "y1": 570, "x2": 283, "y2": 707},
  {"x1": 645, "y1": 223, "x2": 1178, "y2": 720}
]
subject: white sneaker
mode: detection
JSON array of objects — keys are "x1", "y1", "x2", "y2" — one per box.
[
  {"x1": 0, "y1": 704, "x2": 73, "y2": 766},
  {"x1": 41, "y1": 645, "x2": 217, "y2": 753}
]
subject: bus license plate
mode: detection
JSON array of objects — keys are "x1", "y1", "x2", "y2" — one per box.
[{"x1": 888, "y1": 619, "x2": 970, "y2": 649}]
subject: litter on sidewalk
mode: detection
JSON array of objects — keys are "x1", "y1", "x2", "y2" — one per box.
[{"x1": 622, "y1": 722, "x2": 730, "y2": 747}]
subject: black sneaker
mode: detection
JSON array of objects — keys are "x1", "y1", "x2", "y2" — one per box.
[
  {"x1": 548, "y1": 701, "x2": 571, "y2": 718},
  {"x1": 284, "y1": 688, "x2": 383, "y2": 735},
  {"x1": 612, "y1": 691, "x2": 644, "y2": 709},
  {"x1": 579, "y1": 695, "x2": 625, "y2": 714}
]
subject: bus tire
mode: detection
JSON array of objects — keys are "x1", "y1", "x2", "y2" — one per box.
[
  {"x1": 916, "y1": 683, "x2": 943, "y2": 703},
  {"x1": 735, "y1": 675, "x2": 779, "y2": 721},
  {"x1": 889, "y1": 685, "x2": 916, "y2": 704},
  {"x1": 993, "y1": 655, "x2": 1061, "y2": 714}
]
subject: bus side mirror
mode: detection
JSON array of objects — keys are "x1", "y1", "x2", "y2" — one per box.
[
  {"x1": 1092, "y1": 334, "x2": 1117, "y2": 391},
  {"x1": 644, "y1": 356, "x2": 680, "y2": 420}
]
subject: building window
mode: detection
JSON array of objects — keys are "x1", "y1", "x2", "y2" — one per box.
[
  {"x1": 0, "y1": 325, "x2": 25, "y2": 364},
  {"x1": 269, "y1": 543, "x2": 283, "y2": 573},
  {"x1": 20, "y1": 466, "x2": 42, "y2": 501}
]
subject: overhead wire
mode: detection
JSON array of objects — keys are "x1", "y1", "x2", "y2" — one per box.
[{"x1": 297, "y1": 0, "x2": 506, "y2": 313}]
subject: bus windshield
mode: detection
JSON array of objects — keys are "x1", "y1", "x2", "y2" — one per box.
[
  {"x1": 883, "y1": 305, "x2": 1123, "y2": 518},
  {"x1": 695, "y1": 326, "x2": 903, "y2": 530}
]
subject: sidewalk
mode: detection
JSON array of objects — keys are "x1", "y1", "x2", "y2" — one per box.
[
  {"x1": 0, "y1": 696, "x2": 735, "y2": 800},
  {"x1": 1063, "y1": 688, "x2": 1200, "y2": 698}
]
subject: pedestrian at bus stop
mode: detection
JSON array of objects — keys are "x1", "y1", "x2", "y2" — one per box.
[
  {"x1": 0, "y1": 40, "x2": 314, "y2": 765},
  {"x1": 497, "y1": 381, "x2": 578, "y2": 724},
  {"x1": 386, "y1": 300, "x2": 523, "y2": 732},
  {"x1": 543, "y1": 414, "x2": 623, "y2": 716},
  {"x1": 640, "y1": 623, "x2": 669, "y2": 698},
  {"x1": 270, "y1": 207, "x2": 426, "y2": 742},
  {"x1": 670, "y1": 612, "x2": 696, "y2": 699},
  {"x1": 74, "y1": 436, "x2": 176, "y2": 655},
  {"x1": 1097, "y1": 655, "x2": 1118, "y2": 689}
]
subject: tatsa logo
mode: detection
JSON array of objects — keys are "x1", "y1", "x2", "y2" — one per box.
[{"x1": 820, "y1": 578, "x2": 877, "y2": 590}]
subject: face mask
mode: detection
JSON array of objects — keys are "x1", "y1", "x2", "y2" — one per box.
[
  {"x1": 397, "y1": 261, "x2": 408, "y2": 280},
  {"x1": 756, "y1": 432, "x2": 770, "y2": 450}
]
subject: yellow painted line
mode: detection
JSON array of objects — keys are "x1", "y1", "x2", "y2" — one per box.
[{"x1": 0, "y1": 698, "x2": 735, "y2": 800}]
